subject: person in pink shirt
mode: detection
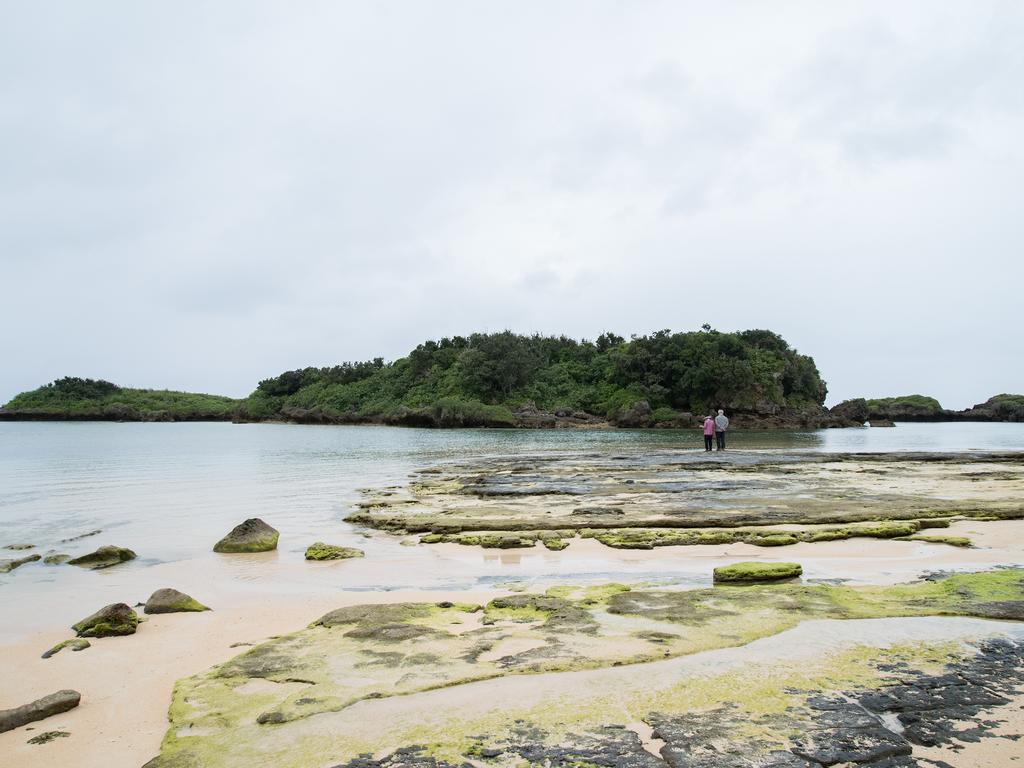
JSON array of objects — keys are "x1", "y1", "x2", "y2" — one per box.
[{"x1": 702, "y1": 415, "x2": 715, "y2": 452}]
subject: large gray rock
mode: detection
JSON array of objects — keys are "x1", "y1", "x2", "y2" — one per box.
[
  {"x1": 144, "y1": 588, "x2": 210, "y2": 614},
  {"x1": 0, "y1": 690, "x2": 80, "y2": 733},
  {"x1": 213, "y1": 518, "x2": 279, "y2": 553},
  {"x1": 72, "y1": 602, "x2": 139, "y2": 637},
  {"x1": 67, "y1": 545, "x2": 136, "y2": 570}
]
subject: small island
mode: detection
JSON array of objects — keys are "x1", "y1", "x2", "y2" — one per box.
[{"x1": 1, "y1": 328, "x2": 1021, "y2": 427}]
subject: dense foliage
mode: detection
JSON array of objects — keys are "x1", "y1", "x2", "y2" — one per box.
[
  {"x1": 3, "y1": 376, "x2": 240, "y2": 419},
  {"x1": 976, "y1": 394, "x2": 1024, "y2": 421},
  {"x1": 866, "y1": 395, "x2": 944, "y2": 417},
  {"x1": 244, "y1": 328, "x2": 827, "y2": 421}
]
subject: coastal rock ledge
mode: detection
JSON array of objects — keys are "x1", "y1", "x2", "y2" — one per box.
[{"x1": 213, "y1": 518, "x2": 279, "y2": 553}]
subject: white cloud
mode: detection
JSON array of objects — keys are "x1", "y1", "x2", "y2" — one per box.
[{"x1": 0, "y1": 1, "x2": 1021, "y2": 408}]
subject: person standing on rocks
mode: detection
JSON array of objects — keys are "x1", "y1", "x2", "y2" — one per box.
[
  {"x1": 714, "y1": 409, "x2": 729, "y2": 451},
  {"x1": 702, "y1": 415, "x2": 715, "y2": 452}
]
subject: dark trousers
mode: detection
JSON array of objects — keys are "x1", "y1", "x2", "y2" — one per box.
[
  {"x1": 704, "y1": 435, "x2": 713, "y2": 451},
  {"x1": 716, "y1": 431, "x2": 726, "y2": 450}
]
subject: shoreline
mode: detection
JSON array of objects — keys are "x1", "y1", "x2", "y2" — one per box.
[{"x1": 2, "y1": 411, "x2": 1022, "y2": 427}]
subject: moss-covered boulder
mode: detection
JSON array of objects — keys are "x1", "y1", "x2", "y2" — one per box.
[
  {"x1": 144, "y1": 588, "x2": 210, "y2": 614},
  {"x1": 213, "y1": 518, "x2": 279, "y2": 553},
  {"x1": 304, "y1": 542, "x2": 365, "y2": 561},
  {"x1": 41, "y1": 638, "x2": 90, "y2": 659},
  {"x1": 67, "y1": 545, "x2": 136, "y2": 570},
  {"x1": 713, "y1": 561, "x2": 803, "y2": 584},
  {"x1": 72, "y1": 602, "x2": 139, "y2": 637}
]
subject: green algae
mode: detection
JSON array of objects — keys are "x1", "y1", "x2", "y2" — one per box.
[
  {"x1": 896, "y1": 535, "x2": 973, "y2": 547},
  {"x1": 713, "y1": 562, "x2": 803, "y2": 583},
  {"x1": 304, "y1": 543, "x2": 365, "y2": 561}
]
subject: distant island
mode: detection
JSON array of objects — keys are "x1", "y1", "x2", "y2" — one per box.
[{"x1": 1, "y1": 328, "x2": 1021, "y2": 427}]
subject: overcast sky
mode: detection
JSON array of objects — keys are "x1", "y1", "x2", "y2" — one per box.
[{"x1": 2, "y1": 2, "x2": 1021, "y2": 408}]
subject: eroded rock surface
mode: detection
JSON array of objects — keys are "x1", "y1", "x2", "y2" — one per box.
[
  {"x1": 348, "y1": 451, "x2": 1024, "y2": 550},
  {"x1": 149, "y1": 572, "x2": 1024, "y2": 768}
]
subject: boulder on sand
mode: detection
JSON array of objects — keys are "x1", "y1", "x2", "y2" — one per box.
[
  {"x1": 72, "y1": 603, "x2": 139, "y2": 637},
  {"x1": 144, "y1": 588, "x2": 210, "y2": 614},
  {"x1": 0, "y1": 690, "x2": 81, "y2": 733},
  {"x1": 0, "y1": 554, "x2": 41, "y2": 573},
  {"x1": 67, "y1": 545, "x2": 136, "y2": 570},
  {"x1": 305, "y1": 542, "x2": 365, "y2": 561},
  {"x1": 213, "y1": 518, "x2": 279, "y2": 553}
]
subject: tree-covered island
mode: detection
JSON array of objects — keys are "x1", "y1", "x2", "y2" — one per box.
[{"x1": 2, "y1": 328, "x2": 1020, "y2": 427}]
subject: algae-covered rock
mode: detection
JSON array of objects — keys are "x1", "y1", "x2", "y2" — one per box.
[
  {"x1": 304, "y1": 542, "x2": 365, "y2": 561},
  {"x1": 41, "y1": 638, "x2": 91, "y2": 659},
  {"x1": 213, "y1": 518, "x2": 279, "y2": 553},
  {"x1": 43, "y1": 552, "x2": 70, "y2": 565},
  {"x1": 713, "y1": 561, "x2": 803, "y2": 583},
  {"x1": 3, "y1": 543, "x2": 35, "y2": 550},
  {"x1": 749, "y1": 534, "x2": 799, "y2": 547},
  {"x1": 897, "y1": 535, "x2": 972, "y2": 548},
  {"x1": 145, "y1": 588, "x2": 210, "y2": 614},
  {"x1": 0, "y1": 553, "x2": 41, "y2": 573},
  {"x1": 67, "y1": 545, "x2": 136, "y2": 569},
  {"x1": 72, "y1": 602, "x2": 139, "y2": 637},
  {"x1": 542, "y1": 538, "x2": 569, "y2": 551},
  {"x1": 0, "y1": 690, "x2": 80, "y2": 733},
  {"x1": 27, "y1": 730, "x2": 70, "y2": 745}
]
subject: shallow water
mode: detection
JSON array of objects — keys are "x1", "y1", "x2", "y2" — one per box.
[{"x1": 2, "y1": 421, "x2": 1024, "y2": 640}]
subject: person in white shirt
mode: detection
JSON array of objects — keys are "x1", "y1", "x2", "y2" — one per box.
[{"x1": 714, "y1": 409, "x2": 729, "y2": 451}]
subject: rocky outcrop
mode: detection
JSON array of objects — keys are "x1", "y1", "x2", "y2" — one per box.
[
  {"x1": 66, "y1": 545, "x2": 136, "y2": 570},
  {"x1": 864, "y1": 393, "x2": 1024, "y2": 423},
  {"x1": 829, "y1": 398, "x2": 869, "y2": 424},
  {"x1": 72, "y1": 602, "x2": 139, "y2": 637},
  {"x1": 144, "y1": 588, "x2": 210, "y2": 614},
  {"x1": 304, "y1": 543, "x2": 365, "y2": 561},
  {"x1": 213, "y1": 518, "x2": 279, "y2": 553},
  {"x1": 962, "y1": 394, "x2": 1024, "y2": 422},
  {"x1": 43, "y1": 552, "x2": 70, "y2": 564},
  {"x1": 0, "y1": 553, "x2": 41, "y2": 573},
  {"x1": 0, "y1": 690, "x2": 81, "y2": 733},
  {"x1": 612, "y1": 400, "x2": 653, "y2": 427}
]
